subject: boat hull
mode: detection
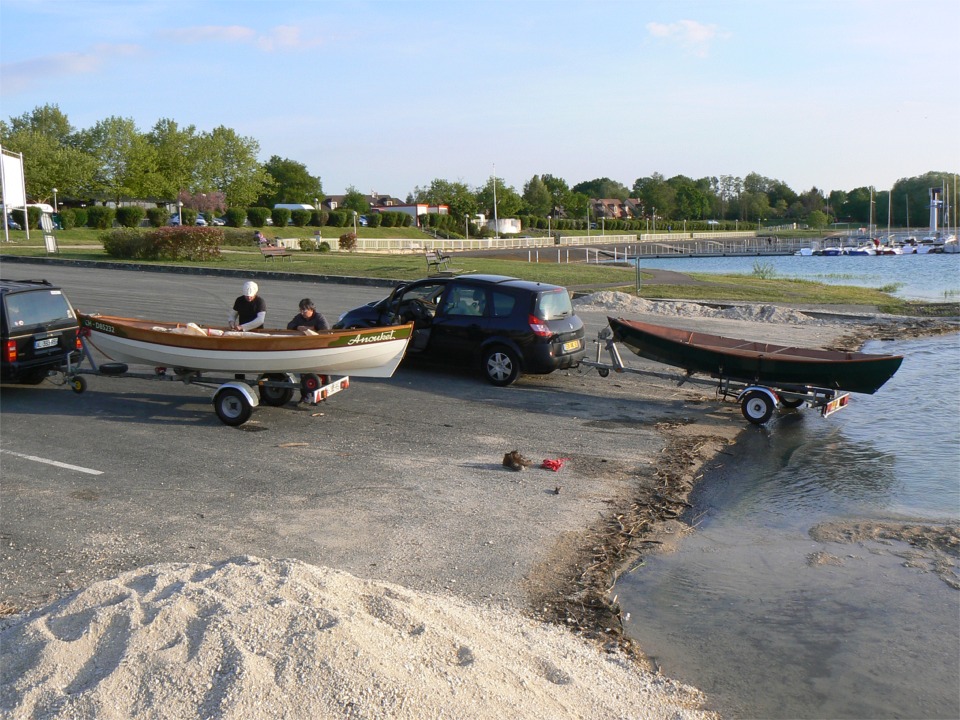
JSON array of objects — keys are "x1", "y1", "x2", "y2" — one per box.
[
  {"x1": 608, "y1": 317, "x2": 903, "y2": 395},
  {"x1": 79, "y1": 314, "x2": 413, "y2": 377}
]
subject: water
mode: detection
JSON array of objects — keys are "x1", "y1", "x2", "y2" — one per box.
[
  {"x1": 633, "y1": 253, "x2": 960, "y2": 301},
  {"x1": 615, "y1": 333, "x2": 960, "y2": 719}
]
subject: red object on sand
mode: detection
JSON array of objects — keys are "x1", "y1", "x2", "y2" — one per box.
[{"x1": 541, "y1": 458, "x2": 569, "y2": 471}]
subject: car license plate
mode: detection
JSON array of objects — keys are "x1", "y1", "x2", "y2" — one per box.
[
  {"x1": 34, "y1": 337, "x2": 58, "y2": 349},
  {"x1": 562, "y1": 339, "x2": 581, "y2": 352}
]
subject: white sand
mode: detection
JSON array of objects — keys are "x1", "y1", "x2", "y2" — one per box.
[
  {"x1": 574, "y1": 290, "x2": 820, "y2": 325},
  {"x1": 1, "y1": 556, "x2": 716, "y2": 720}
]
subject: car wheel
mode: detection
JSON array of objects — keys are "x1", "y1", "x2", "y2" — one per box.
[
  {"x1": 482, "y1": 346, "x2": 520, "y2": 387},
  {"x1": 18, "y1": 368, "x2": 50, "y2": 385}
]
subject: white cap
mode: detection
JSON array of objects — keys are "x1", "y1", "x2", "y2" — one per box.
[{"x1": 242, "y1": 281, "x2": 258, "y2": 297}]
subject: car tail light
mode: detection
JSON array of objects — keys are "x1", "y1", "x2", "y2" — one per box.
[
  {"x1": 75, "y1": 335, "x2": 83, "y2": 350},
  {"x1": 5, "y1": 340, "x2": 16, "y2": 363},
  {"x1": 528, "y1": 314, "x2": 552, "y2": 338}
]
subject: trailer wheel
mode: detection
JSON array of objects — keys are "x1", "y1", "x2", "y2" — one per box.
[
  {"x1": 597, "y1": 367, "x2": 610, "y2": 378},
  {"x1": 214, "y1": 387, "x2": 253, "y2": 426},
  {"x1": 259, "y1": 373, "x2": 294, "y2": 406},
  {"x1": 780, "y1": 397, "x2": 804, "y2": 409},
  {"x1": 299, "y1": 373, "x2": 329, "y2": 401},
  {"x1": 741, "y1": 390, "x2": 775, "y2": 425},
  {"x1": 70, "y1": 375, "x2": 87, "y2": 393}
]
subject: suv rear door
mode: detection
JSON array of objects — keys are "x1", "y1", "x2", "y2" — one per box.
[{"x1": 1, "y1": 284, "x2": 79, "y2": 383}]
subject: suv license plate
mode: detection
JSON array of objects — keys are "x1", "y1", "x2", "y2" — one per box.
[
  {"x1": 562, "y1": 339, "x2": 581, "y2": 352},
  {"x1": 34, "y1": 337, "x2": 58, "y2": 349}
]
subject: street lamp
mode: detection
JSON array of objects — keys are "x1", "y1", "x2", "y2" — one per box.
[
  {"x1": 52, "y1": 188, "x2": 58, "y2": 213},
  {"x1": 352, "y1": 211, "x2": 358, "y2": 235},
  {"x1": 465, "y1": 214, "x2": 469, "y2": 241},
  {"x1": 177, "y1": 200, "x2": 183, "y2": 226}
]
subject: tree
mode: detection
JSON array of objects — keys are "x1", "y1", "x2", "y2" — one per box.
[
  {"x1": 0, "y1": 127, "x2": 96, "y2": 203},
  {"x1": 193, "y1": 126, "x2": 272, "y2": 207},
  {"x1": 540, "y1": 174, "x2": 570, "y2": 216},
  {"x1": 410, "y1": 178, "x2": 477, "y2": 220},
  {"x1": 633, "y1": 173, "x2": 676, "y2": 219},
  {"x1": 341, "y1": 186, "x2": 370, "y2": 214},
  {"x1": 258, "y1": 155, "x2": 323, "y2": 206},
  {"x1": 808, "y1": 210, "x2": 829, "y2": 229},
  {"x1": 147, "y1": 118, "x2": 198, "y2": 200},
  {"x1": 8, "y1": 103, "x2": 74, "y2": 144},
  {"x1": 75, "y1": 116, "x2": 162, "y2": 203},
  {"x1": 475, "y1": 176, "x2": 523, "y2": 219},
  {"x1": 572, "y1": 177, "x2": 629, "y2": 201},
  {"x1": 522, "y1": 175, "x2": 552, "y2": 217}
]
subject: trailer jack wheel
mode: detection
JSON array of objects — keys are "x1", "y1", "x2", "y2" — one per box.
[{"x1": 70, "y1": 376, "x2": 87, "y2": 393}]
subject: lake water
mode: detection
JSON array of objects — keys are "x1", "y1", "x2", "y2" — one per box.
[
  {"x1": 614, "y1": 332, "x2": 960, "y2": 719},
  {"x1": 633, "y1": 253, "x2": 960, "y2": 302}
]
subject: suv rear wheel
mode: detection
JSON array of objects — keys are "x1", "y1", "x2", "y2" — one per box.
[{"x1": 482, "y1": 345, "x2": 520, "y2": 386}]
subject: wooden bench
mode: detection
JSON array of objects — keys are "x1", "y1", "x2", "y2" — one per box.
[
  {"x1": 260, "y1": 244, "x2": 291, "y2": 260},
  {"x1": 425, "y1": 250, "x2": 451, "y2": 272}
]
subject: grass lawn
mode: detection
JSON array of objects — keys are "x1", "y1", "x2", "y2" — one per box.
[{"x1": 1, "y1": 227, "x2": 952, "y2": 315}]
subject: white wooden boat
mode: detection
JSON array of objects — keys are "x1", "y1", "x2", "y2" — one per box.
[{"x1": 78, "y1": 313, "x2": 413, "y2": 377}]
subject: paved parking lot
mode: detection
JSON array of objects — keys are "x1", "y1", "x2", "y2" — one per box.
[{"x1": 1, "y1": 262, "x2": 742, "y2": 617}]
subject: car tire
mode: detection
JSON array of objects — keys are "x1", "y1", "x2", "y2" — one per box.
[
  {"x1": 482, "y1": 346, "x2": 520, "y2": 387},
  {"x1": 18, "y1": 368, "x2": 49, "y2": 385}
]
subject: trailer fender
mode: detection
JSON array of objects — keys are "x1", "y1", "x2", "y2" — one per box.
[{"x1": 219, "y1": 381, "x2": 260, "y2": 409}]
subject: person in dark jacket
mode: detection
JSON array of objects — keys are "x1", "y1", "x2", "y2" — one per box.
[{"x1": 287, "y1": 298, "x2": 329, "y2": 333}]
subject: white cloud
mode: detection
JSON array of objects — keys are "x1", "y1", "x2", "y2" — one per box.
[
  {"x1": 646, "y1": 19, "x2": 728, "y2": 57},
  {"x1": 0, "y1": 44, "x2": 139, "y2": 94},
  {"x1": 256, "y1": 25, "x2": 322, "y2": 52},
  {"x1": 168, "y1": 25, "x2": 256, "y2": 44}
]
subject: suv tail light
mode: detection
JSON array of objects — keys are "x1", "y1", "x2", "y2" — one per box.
[
  {"x1": 5, "y1": 340, "x2": 16, "y2": 363},
  {"x1": 528, "y1": 314, "x2": 552, "y2": 338}
]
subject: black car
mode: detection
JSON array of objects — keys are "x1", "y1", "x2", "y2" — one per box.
[
  {"x1": 1, "y1": 279, "x2": 80, "y2": 385},
  {"x1": 335, "y1": 274, "x2": 585, "y2": 386}
]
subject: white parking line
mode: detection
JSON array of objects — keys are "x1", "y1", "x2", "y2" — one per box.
[{"x1": 0, "y1": 449, "x2": 103, "y2": 475}]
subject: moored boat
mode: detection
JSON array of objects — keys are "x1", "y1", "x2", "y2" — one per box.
[
  {"x1": 607, "y1": 317, "x2": 903, "y2": 395},
  {"x1": 78, "y1": 313, "x2": 413, "y2": 377}
]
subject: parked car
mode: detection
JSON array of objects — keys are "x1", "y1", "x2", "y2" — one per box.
[
  {"x1": 195, "y1": 215, "x2": 207, "y2": 226},
  {"x1": 1, "y1": 279, "x2": 80, "y2": 385},
  {"x1": 5, "y1": 216, "x2": 21, "y2": 230},
  {"x1": 335, "y1": 274, "x2": 585, "y2": 386},
  {"x1": 211, "y1": 217, "x2": 226, "y2": 226}
]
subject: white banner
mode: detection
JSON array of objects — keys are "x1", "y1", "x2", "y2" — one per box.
[{"x1": 1, "y1": 147, "x2": 27, "y2": 208}]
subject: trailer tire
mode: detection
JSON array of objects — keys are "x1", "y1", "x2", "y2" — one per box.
[
  {"x1": 70, "y1": 376, "x2": 87, "y2": 393},
  {"x1": 214, "y1": 387, "x2": 253, "y2": 426},
  {"x1": 780, "y1": 397, "x2": 804, "y2": 409},
  {"x1": 259, "y1": 373, "x2": 294, "y2": 406},
  {"x1": 597, "y1": 367, "x2": 610, "y2": 378},
  {"x1": 741, "y1": 390, "x2": 775, "y2": 425}
]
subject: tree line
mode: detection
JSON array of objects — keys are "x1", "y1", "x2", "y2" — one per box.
[{"x1": 2, "y1": 104, "x2": 955, "y2": 230}]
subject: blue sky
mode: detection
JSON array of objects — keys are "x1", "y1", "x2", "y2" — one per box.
[{"x1": 1, "y1": 0, "x2": 957, "y2": 198}]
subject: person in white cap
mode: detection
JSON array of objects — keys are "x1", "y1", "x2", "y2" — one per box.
[{"x1": 228, "y1": 280, "x2": 266, "y2": 331}]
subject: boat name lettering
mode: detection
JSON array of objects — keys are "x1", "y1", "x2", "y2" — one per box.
[
  {"x1": 347, "y1": 330, "x2": 396, "y2": 345},
  {"x1": 90, "y1": 320, "x2": 116, "y2": 334}
]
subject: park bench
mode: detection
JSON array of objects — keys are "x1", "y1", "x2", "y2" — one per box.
[
  {"x1": 260, "y1": 244, "x2": 291, "y2": 261},
  {"x1": 425, "y1": 249, "x2": 451, "y2": 272}
]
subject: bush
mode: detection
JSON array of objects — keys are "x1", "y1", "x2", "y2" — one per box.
[
  {"x1": 116, "y1": 206, "x2": 146, "y2": 228},
  {"x1": 58, "y1": 209, "x2": 77, "y2": 230},
  {"x1": 153, "y1": 226, "x2": 222, "y2": 260},
  {"x1": 366, "y1": 212, "x2": 382, "y2": 228},
  {"x1": 101, "y1": 228, "x2": 153, "y2": 259},
  {"x1": 86, "y1": 206, "x2": 115, "y2": 229},
  {"x1": 299, "y1": 238, "x2": 317, "y2": 252},
  {"x1": 180, "y1": 208, "x2": 198, "y2": 226},
  {"x1": 224, "y1": 208, "x2": 247, "y2": 227},
  {"x1": 290, "y1": 209, "x2": 311, "y2": 227},
  {"x1": 310, "y1": 210, "x2": 328, "y2": 227},
  {"x1": 270, "y1": 208, "x2": 291, "y2": 228},
  {"x1": 327, "y1": 210, "x2": 350, "y2": 228},
  {"x1": 247, "y1": 207, "x2": 270, "y2": 228},
  {"x1": 71, "y1": 207, "x2": 88, "y2": 227},
  {"x1": 220, "y1": 227, "x2": 258, "y2": 247},
  {"x1": 318, "y1": 241, "x2": 331, "y2": 252},
  {"x1": 146, "y1": 207, "x2": 168, "y2": 227},
  {"x1": 339, "y1": 232, "x2": 357, "y2": 251}
]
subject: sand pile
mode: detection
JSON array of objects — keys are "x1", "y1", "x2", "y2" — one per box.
[
  {"x1": 1, "y1": 556, "x2": 715, "y2": 720},
  {"x1": 574, "y1": 291, "x2": 819, "y2": 325}
]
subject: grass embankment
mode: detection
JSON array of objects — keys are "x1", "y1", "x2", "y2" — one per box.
[{"x1": 2, "y1": 229, "x2": 954, "y2": 316}]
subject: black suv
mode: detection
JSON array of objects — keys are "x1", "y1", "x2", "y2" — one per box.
[
  {"x1": 1, "y1": 279, "x2": 80, "y2": 385},
  {"x1": 335, "y1": 274, "x2": 585, "y2": 386}
]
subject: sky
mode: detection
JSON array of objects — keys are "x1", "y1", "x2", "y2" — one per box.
[{"x1": 1, "y1": 0, "x2": 958, "y2": 199}]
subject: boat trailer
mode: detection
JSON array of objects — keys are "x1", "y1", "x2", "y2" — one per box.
[
  {"x1": 59, "y1": 336, "x2": 349, "y2": 426},
  {"x1": 581, "y1": 328, "x2": 851, "y2": 425}
]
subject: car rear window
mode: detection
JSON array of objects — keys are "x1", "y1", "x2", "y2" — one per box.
[
  {"x1": 4, "y1": 289, "x2": 75, "y2": 329},
  {"x1": 535, "y1": 288, "x2": 574, "y2": 320}
]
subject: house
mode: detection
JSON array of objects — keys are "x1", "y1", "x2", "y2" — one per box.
[{"x1": 322, "y1": 192, "x2": 405, "y2": 212}]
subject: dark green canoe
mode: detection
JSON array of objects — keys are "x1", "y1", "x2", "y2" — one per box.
[{"x1": 608, "y1": 317, "x2": 903, "y2": 395}]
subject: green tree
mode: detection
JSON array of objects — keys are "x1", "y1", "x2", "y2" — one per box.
[
  {"x1": 633, "y1": 173, "x2": 676, "y2": 219},
  {"x1": 808, "y1": 210, "x2": 828, "y2": 229},
  {"x1": 341, "y1": 186, "x2": 370, "y2": 214},
  {"x1": 572, "y1": 177, "x2": 629, "y2": 201},
  {"x1": 194, "y1": 126, "x2": 272, "y2": 207},
  {"x1": 409, "y1": 178, "x2": 477, "y2": 221},
  {"x1": 475, "y1": 176, "x2": 523, "y2": 219},
  {"x1": 75, "y1": 116, "x2": 162, "y2": 203},
  {"x1": 540, "y1": 174, "x2": 570, "y2": 216},
  {"x1": 258, "y1": 155, "x2": 323, "y2": 206},
  {"x1": 147, "y1": 118, "x2": 198, "y2": 201},
  {"x1": 7, "y1": 103, "x2": 74, "y2": 144},
  {"x1": 0, "y1": 127, "x2": 96, "y2": 203},
  {"x1": 522, "y1": 175, "x2": 552, "y2": 217}
]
